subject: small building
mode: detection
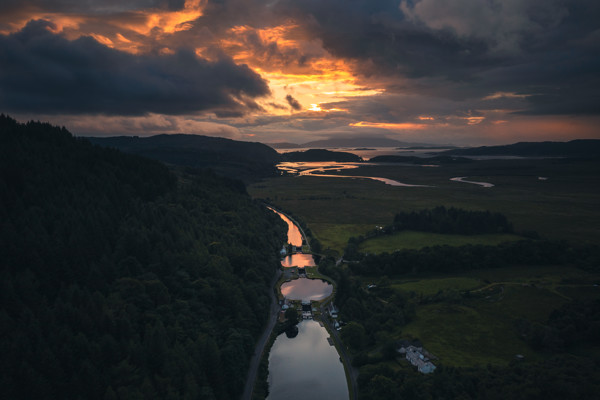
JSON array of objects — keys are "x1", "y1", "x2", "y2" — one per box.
[
  {"x1": 280, "y1": 246, "x2": 287, "y2": 256},
  {"x1": 329, "y1": 303, "x2": 339, "y2": 318},
  {"x1": 419, "y1": 362, "x2": 436, "y2": 374},
  {"x1": 403, "y1": 344, "x2": 436, "y2": 374}
]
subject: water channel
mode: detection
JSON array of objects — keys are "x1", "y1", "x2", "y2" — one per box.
[
  {"x1": 278, "y1": 161, "x2": 430, "y2": 187},
  {"x1": 281, "y1": 278, "x2": 333, "y2": 301},
  {"x1": 450, "y1": 176, "x2": 495, "y2": 187},
  {"x1": 267, "y1": 320, "x2": 348, "y2": 400},
  {"x1": 266, "y1": 208, "x2": 349, "y2": 400}
]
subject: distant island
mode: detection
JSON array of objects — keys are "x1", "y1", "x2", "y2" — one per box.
[
  {"x1": 281, "y1": 149, "x2": 363, "y2": 162},
  {"x1": 266, "y1": 137, "x2": 435, "y2": 149},
  {"x1": 369, "y1": 155, "x2": 473, "y2": 164},
  {"x1": 441, "y1": 139, "x2": 600, "y2": 157}
]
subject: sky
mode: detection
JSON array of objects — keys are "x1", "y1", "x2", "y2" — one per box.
[{"x1": 1, "y1": 0, "x2": 599, "y2": 145}]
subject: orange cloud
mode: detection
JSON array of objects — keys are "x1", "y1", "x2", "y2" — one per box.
[
  {"x1": 1, "y1": 0, "x2": 204, "y2": 54},
  {"x1": 350, "y1": 121, "x2": 430, "y2": 130},
  {"x1": 110, "y1": 0, "x2": 204, "y2": 36}
]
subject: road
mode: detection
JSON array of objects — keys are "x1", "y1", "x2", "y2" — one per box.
[
  {"x1": 241, "y1": 269, "x2": 282, "y2": 400},
  {"x1": 320, "y1": 307, "x2": 359, "y2": 400}
]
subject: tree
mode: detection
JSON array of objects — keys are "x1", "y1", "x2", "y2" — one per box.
[
  {"x1": 341, "y1": 321, "x2": 366, "y2": 350},
  {"x1": 285, "y1": 307, "x2": 299, "y2": 325}
]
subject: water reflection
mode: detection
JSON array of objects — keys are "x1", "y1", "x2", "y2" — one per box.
[
  {"x1": 450, "y1": 176, "x2": 494, "y2": 188},
  {"x1": 279, "y1": 161, "x2": 430, "y2": 187},
  {"x1": 281, "y1": 278, "x2": 333, "y2": 301},
  {"x1": 281, "y1": 254, "x2": 316, "y2": 268},
  {"x1": 268, "y1": 207, "x2": 304, "y2": 247},
  {"x1": 267, "y1": 320, "x2": 348, "y2": 400}
]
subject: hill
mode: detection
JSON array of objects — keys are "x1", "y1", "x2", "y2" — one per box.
[
  {"x1": 442, "y1": 139, "x2": 600, "y2": 157},
  {"x1": 369, "y1": 155, "x2": 473, "y2": 164},
  {"x1": 89, "y1": 134, "x2": 281, "y2": 182},
  {"x1": 265, "y1": 142, "x2": 302, "y2": 149},
  {"x1": 300, "y1": 137, "x2": 428, "y2": 148},
  {"x1": 281, "y1": 149, "x2": 363, "y2": 162},
  {"x1": 0, "y1": 115, "x2": 286, "y2": 399}
]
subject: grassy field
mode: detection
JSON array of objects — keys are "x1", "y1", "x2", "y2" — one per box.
[
  {"x1": 401, "y1": 285, "x2": 567, "y2": 366},
  {"x1": 310, "y1": 223, "x2": 374, "y2": 254},
  {"x1": 391, "y1": 277, "x2": 483, "y2": 296},
  {"x1": 249, "y1": 158, "x2": 600, "y2": 252},
  {"x1": 359, "y1": 231, "x2": 523, "y2": 253},
  {"x1": 394, "y1": 265, "x2": 600, "y2": 366}
]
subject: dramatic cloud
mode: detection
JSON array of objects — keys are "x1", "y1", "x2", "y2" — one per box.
[
  {"x1": 275, "y1": 0, "x2": 600, "y2": 116},
  {"x1": 0, "y1": 19, "x2": 269, "y2": 115},
  {"x1": 285, "y1": 94, "x2": 301, "y2": 110},
  {"x1": 0, "y1": 0, "x2": 598, "y2": 144}
]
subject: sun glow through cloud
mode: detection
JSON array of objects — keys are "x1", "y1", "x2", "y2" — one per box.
[
  {"x1": 350, "y1": 121, "x2": 431, "y2": 130},
  {"x1": 1, "y1": 0, "x2": 598, "y2": 145}
]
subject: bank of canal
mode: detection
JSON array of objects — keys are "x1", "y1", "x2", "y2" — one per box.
[{"x1": 244, "y1": 207, "x2": 355, "y2": 400}]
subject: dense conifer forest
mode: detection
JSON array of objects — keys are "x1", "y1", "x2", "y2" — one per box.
[{"x1": 0, "y1": 115, "x2": 286, "y2": 399}]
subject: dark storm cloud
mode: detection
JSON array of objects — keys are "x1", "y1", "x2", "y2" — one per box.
[
  {"x1": 0, "y1": 0, "x2": 174, "y2": 14},
  {"x1": 0, "y1": 20, "x2": 270, "y2": 115},
  {"x1": 274, "y1": 0, "x2": 600, "y2": 116},
  {"x1": 285, "y1": 94, "x2": 301, "y2": 110}
]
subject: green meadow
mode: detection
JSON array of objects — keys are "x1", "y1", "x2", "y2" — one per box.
[
  {"x1": 400, "y1": 285, "x2": 566, "y2": 366},
  {"x1": 391, "y1": 276, "x2": 483, "y2": 296},
  {"x1": 359, "y1": 231, "x2": 522, "y2": 253},
  {"x1": 393, "y1": 265, "x2": 600, "y2": 366}
]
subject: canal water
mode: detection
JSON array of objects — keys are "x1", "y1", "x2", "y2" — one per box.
[
  {"x1": 267, "y1": 208, "x2": 348, "y2": 400},
  {"x1": 269, "y1": 207, "x2": 303, "y2": 247},
  {"x1": 280, "y1": 253, "x2": 316, "y2": 268},
  {"x1": 281, "y1": 278, "x2": 333, "y2": 301},
  {"x1": 266, "y1": 320, "x2": 348, "y2": 400}
]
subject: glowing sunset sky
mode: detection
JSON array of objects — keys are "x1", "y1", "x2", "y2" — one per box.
[{"x1": 1, "y1": 0, "x2": 599, "y2": 144}]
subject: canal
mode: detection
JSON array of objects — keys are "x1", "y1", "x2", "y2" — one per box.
[{"x1": 266, "y1": 208, "x2": 349, "y2": 400}]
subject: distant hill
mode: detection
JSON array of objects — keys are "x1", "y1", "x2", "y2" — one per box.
[
  {"x1": 265, "y1": 142, "x2": 302, "y2": 149},
  {"x1": 300, "y1": 137, "x2": 430, "y2": 148},
  {"x1": 369, "y1": 155, "x2": 473, "y2": 164},
  {"x1": 441, "y1": 139, "x2": 600, "y2": 157},
  {"x1": 89, "y1": 134, "x2": 280, "y2": 181},
  {"x1": 281, "y1": 149, "x2": 363, "y2": 162}
]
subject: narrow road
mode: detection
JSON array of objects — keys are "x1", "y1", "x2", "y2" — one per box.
[
  {"x1": 320, "y1": 308, "x2": 359, "y2": 400},
  {"x1": 241, "y1": 269, "x2": 282, "y2": 400}
]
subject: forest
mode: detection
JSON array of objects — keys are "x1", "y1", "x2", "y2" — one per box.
[
  {"x1": 88, "y1": 134, "x2": 281, "y2": 182},
  {"x1": 344, "y1": 206, "x2": 516, "y2": 260},
  {"x1": 348, "y1": 239, "x2": 599, "y2": 277},
  {"x1": 0, "y1": 115, "x2": 287, "y2": 399}
]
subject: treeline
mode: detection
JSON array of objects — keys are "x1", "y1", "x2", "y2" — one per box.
[
  {"x1": 358, "y1": 355, "x2": 600, "y2": 400},
  {"x1": 516, "y1": 299, "x2": 600, "y2": 352},
  {"x1": 349, "y1": 240, "x2": 600, "y2": 277},
  {"x1": 0, "y1": 115, "x2": 287, "y2": 399},
  {"x1": 345, "y1": 206, "x2": 515, "y2": 259}
]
